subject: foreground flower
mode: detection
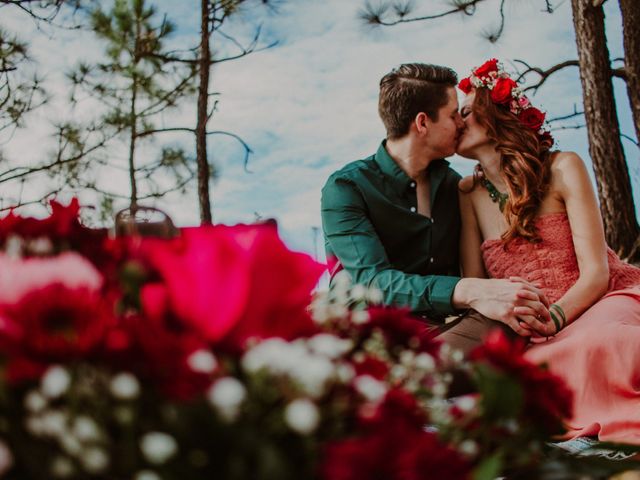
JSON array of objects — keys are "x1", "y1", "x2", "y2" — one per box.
[
  {"x1": 470, "y1": 329, "x2": 573, "y2": 433},
  {"x1": 139, "y1": 224, "x2": 325, "y2": 350},
  {"x1": 0, "y1": 284, "x2": 114, "y2": 382}
]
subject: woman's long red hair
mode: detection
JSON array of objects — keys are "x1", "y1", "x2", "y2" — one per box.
[{"x1": 469, "y1": 88, "x2": 554, "y2": 245}]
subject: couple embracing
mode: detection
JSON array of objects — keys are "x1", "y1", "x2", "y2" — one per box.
[{"x1": 320, "y1": 60, "x2": 640, "y2": 444}]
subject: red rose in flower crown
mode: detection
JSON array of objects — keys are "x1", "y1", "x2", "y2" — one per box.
[
  {"x1": 518, "y1": 107, "x2": 546, "y2": 131},
  {"x1": 490, "y1": 77, "x2": 518, "y2": 105},
  {"x1": 472, "y1": 58, "x2": 499, "y2": 79},
  {"x1": 457, "y1": 59, "x2": 554, "y2": 146},
  {"x1": 457, "y1": 77, "x2": 472, "y2": 94}
]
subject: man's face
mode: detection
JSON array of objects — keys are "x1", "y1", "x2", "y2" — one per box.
[{"x1": 425, "y1": 87, "x2": 465, "y2": 158}]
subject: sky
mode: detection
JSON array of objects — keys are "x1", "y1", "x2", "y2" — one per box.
[{"x1": 1, "y1": 0, "x2": 637, "y2": 262}]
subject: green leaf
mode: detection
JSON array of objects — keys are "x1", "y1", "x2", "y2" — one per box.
[
  {"x1": 474, "y1": 363, "x2": 524, "y2": 420},
  {"x1": 473, "y1": 452, "x2": 503, "y2": 480}
]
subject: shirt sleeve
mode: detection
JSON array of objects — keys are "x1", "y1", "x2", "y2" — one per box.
[{"x1": 321, "y1": 175, "x2": 460, "y2": 317}]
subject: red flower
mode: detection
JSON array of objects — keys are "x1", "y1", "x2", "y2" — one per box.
[
  {"x1": 0, "y1": 284, "x2": 114, "y2": 382},
  {"x1": 458, "y1": 77, "x2": 473, "y2": 94},
  {"x1": 470, "y1": 329, "x2": 573, "y2": 433},
  {"x1": 473, "y1": 58, "x2": 499, "y2": 79},
  {"x1": 518, "y1": 107, "x2": 546, "y2": 131},
  {"x1": 366, "y1": 307, "x2": 440, "y2": 355},
  {"x1": 139, "y1": 225, "x2": 325, "y2": 351},
  {"x1": 354, "y1": 356, "x2": 389, "y2": 380},
  {"x1": 321, "y1": 389, "x2": 471, "y2": 480},
  {"x1": 490, "y1": 77, "x2": 517, "y2": 104}
]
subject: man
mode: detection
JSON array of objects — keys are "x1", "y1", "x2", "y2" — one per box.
[{"x1": 320, "y1": 63, "x2": 550, "y2": 353}]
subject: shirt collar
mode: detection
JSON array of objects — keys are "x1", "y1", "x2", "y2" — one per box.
[{"x1": 374, "y1": 140, "x2": 450, "y2": 192}]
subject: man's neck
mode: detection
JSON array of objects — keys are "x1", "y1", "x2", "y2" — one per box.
[{"x1": 385, "y1": 137, "x2": 436, "y2": 181}]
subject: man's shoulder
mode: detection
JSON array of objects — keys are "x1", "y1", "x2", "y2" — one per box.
[{"x1": 324, "y1": 156, "x2": 377, "y2": 187}]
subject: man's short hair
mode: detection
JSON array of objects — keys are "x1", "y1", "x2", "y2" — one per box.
[{"x1": 379, "y1": 63, "x2": 458, "y2": 139}]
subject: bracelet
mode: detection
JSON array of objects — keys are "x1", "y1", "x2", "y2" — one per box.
[
  {"x1": 549, "y1": 309, "x2": 562, "y2": 334},
  {"x1": 550, "y1": 303, "x2": 567, "y2": 328}
]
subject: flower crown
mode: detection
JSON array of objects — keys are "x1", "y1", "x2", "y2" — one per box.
[{"x1": 458, "y1": 59, "x2": 553, "y2": 146}]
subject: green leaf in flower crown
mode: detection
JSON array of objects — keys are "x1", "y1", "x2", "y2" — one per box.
[
  {"x1": 473, "y1": 451, "x2": 503, "y2": 480},
  {"x1": 474, "y1": 363, "x2": 524, "y2": 421}
]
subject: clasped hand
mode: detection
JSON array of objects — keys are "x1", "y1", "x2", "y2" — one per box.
[{"x1": 469, "y1": 276, "x2": 555, "y2": 337}]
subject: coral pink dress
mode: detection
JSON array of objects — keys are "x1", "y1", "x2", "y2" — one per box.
[{"x1": 481, "y1": 212, "x2": 640, "y2": 444}]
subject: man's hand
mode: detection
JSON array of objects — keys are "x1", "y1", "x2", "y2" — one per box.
[{"x1": 452, "y1": 276, "x2": 551, "y2": 337}]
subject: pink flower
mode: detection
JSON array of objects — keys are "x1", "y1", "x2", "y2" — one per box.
[
  {"x1": 0, "y1": 252, "x2": 103, "y2": 305},
  {"x1": 139, "y1": 224, "x2": 325, "y2": 351}
]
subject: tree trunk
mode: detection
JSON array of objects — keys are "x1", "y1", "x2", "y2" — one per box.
[
  {"x1": 196, "y1": 0, "x2": 212, "y2": 224},
  {"x1": 619, "y1": 0, "x2": 640, "y2": 145},
  {"x1": 571, "y1": 0, "x2": 639, "y2": 259}
]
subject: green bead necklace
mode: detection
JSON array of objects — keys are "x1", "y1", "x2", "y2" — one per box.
[{"x1": 482, "y1": 176, "x2": 509, "y2": 212}]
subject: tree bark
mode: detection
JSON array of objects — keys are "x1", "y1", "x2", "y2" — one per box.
[
  {"x1": 619, "y1": 0, "x2": 640, "y2": 145},
  {"x1": 196, "y1": 0, "x2": 212, "y2": 224},
  {"x1": 571, "y1": 0, "x2": 639, "y2": 259}
]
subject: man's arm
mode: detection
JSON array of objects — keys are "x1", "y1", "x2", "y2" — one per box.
[{"x1": 321, "y1": 176, "x2": 460, "y2": 317}]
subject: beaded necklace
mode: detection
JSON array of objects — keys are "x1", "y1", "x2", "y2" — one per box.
[{"x1": 481, "y1": 176, "x2": 508, "y2": 212}]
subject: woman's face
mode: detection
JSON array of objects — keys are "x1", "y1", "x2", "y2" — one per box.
[{"x1": 456, "y1": 92, "x2": 493, "y2": 159}]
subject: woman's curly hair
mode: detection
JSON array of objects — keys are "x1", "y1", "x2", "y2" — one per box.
[{"x1": 465, "y1": 88, "x2": 555, "y2": 245}]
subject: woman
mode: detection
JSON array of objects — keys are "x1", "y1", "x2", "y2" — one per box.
[{"x1": 456, "y1": 59, "x2": 640, "y2": 444}]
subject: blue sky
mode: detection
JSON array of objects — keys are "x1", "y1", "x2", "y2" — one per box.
[{"x1": 1, "y1": 0, "x2": 637, "y2": 261}]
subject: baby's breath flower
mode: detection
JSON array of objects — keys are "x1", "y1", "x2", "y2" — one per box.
[
  {"x1": 140, "y1": 432, "x2": 178, "y2": 465},
  {"x1": 110, "y1": 372, "x2": 141, "y2": 400},
  {"x1": 284, "y1": 399, "x2": 320, "y2": 435},
  {"x1": 207, "y1": 377, "x2": 246, "y2": 422},
  {"x1": 187, "y1": 350, "x2": 217, "y2": 374},
  {"x1": 41, "y1": 366, "x2": 71, "y2": 399}
]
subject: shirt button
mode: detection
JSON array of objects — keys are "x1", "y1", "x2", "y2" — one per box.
[
  {"x1": 410, "y1": 182, "x2": 416, "y2": 188},
  {"x1": 410, "y1": 207, "x2": 416, "y2": 212}
]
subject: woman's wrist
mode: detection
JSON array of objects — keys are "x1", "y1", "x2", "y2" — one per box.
[{"x1": 549, "y1": 303, "x2": 567, "y2": 333}]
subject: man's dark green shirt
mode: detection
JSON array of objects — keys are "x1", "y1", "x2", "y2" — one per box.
[{"x1": 321, "y1": 141, "x2": 462, "y2": 318}]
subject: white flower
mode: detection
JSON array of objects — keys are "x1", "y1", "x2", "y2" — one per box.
[
  {"x1": 414, "y1": 353, "x2": 435, "y2": 371},
  {"x1": 307, "y1": 334, "x2": 352, "y2": 359},
  {"x1": 110, "y1": 373, "x2": 140, "y2": 400},
  {"x1": 72, "y1": 416, "x2": 101, "y2": 443},
  {"x1": 0, "y1": 439, "x2": 13, "y2": 476},
  {"x1": 29, "y1": 237, "x2": 54, "y2": 255},
  {"x1": 207, "y1": 377, "x2": 246, "y2": 422},
  {"x1": 135, "y1": 471, "x2": 162, "y2": 480},
  {"x1": 140, "y1": 432, "x2": 178, "y2": 465},
  {"x1": 451, "y1": 349, "x2": 465, "y2": 363},
  {"x1": 41, "y1": 410, "x2": 68, "y2": 437},
  {"x1": 284, "y1": 399, "x2": 320, "y2": 435},
  {"x1": 24, "y1": 390, "x2": 47, "y2": 413},
  {"x1": 432, "y1": 382, "x2": 448, "y2": 398},
  {"x1": 187, "y1": 350, "x2": 217, "y2": 374},
  {"x1": 293, "y1": 355, "x2": 335, "y2": 398},
  {"x1": 354, "y1": 375, "x2": 387, "y2": 402},
  {"x1": 366, "y1": 287, "x2": 383, "y2": 305},
  {"x1": 351, "y1": 310, "x2": 370, "y2": 325},
  {"x1": 390, "y1": 365, "x2": 407, "y2": 380},
  {"x1": 41, "y1": 366, "x2": 71, "y2": 399},
  {"x1": 336, "y1": 363, "x2": 356, "y2": 383},
  {"x1": 59, "y1": 434, "x2": 82, "y2": 457},
  {"x1": 454, "y1": 395, "x2": 477, "y2": 413},
  {"x1": 50, "y1": 456, "x2": 74, "y2": 478},
  {"x1": 5, "y1": 235, "x2": 22, "y2": 259},
  {"x1": 459, "y1": 439, "x2": 479, "y2": 457},
  {"x1": 350, "y1": 284, "x2": 367, "y2": 301},
  {"x1": 80, "y1": 447, "x2": 109, "y2": 474}
]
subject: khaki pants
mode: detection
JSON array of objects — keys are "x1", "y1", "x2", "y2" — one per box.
[{"x1": 432, "y1": 310, "x2": 517, "y2": 356}]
